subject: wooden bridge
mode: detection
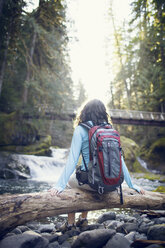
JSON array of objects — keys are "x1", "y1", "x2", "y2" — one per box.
[
  {"x1": 109, "y1": 109, "x2": 165, "y2": 126},
  {"x1": 25, "y1": 105, "x2": 165, "y2": 127}
]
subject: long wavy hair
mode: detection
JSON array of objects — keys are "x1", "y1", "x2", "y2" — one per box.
[{"x1": 74, "y1": 99, "x2": 111, "y2": 127}]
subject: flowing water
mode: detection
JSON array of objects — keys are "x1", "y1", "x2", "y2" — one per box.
[{"x1": 0, "y1": 148, "x2": 164, "y2": 223}]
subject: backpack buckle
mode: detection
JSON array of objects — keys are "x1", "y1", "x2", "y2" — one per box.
[{"x1": 98, "y1": 186, "x2": 104, "y2": 194}]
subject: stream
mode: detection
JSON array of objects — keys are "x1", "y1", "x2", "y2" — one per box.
[{"x1": 0, "y1": 148, "x2": 164, "y2": 223}]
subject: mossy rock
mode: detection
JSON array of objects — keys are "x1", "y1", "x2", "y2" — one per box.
[
  {"x1": 132, "y1": 160, "x2": 148, "y2": 173},
  {"x1": 153, "y1": 186, "x2": 165, "y2": 193},
  {"x1": 0, "y1": 112, "x2": 38, "y2": 146},
  {"x1": 0, "y1": 135, "x2": 52, "y2": 156},
  {"x1": 135, "y1": 173, "x2": 165, "y2": 183},
  {"x1": 142, "y1": 137, "x2": 165, "y2": 173},
  {"x1": 120, "y1": 136, "x2": 142, "y2": 172}
]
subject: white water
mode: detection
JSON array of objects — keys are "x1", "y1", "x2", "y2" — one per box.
[
  {"x1": 12, "y1": 148, "x2": 68, "y2": 182},
  {"x1": 137, "y1": 157, "x2": 159, "y2": 174}
]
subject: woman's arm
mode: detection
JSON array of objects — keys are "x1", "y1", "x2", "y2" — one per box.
[
  {"x1": 122, "y1": 156, "x2": 145, "y2": 194},
  {"x1": 49, "y1": 127, "x2": 83, "y2": 195}
]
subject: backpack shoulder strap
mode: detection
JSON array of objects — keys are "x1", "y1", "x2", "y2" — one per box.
[{"x1": 79, "y1": 121, "x2": 94, "y2": 130}]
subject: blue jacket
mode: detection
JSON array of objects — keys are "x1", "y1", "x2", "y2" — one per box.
[{"x1": 55, "y1": 124, "x2": 140, "y2": 193}]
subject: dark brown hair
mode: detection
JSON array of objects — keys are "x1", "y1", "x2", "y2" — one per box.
[{"x1": 75, "y1": 99, "x2": 110, "y2": 126}]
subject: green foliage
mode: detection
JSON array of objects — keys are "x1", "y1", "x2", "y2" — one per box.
[
  {"x1": 0, "y1": 0, "x2": 75, "y2": 115},
  {"x1": 153, "y1": 186, "x2": 165, "y2": 193},
  {"x1": 108, "y1": 0, "x2": 165, "y2": 113}
]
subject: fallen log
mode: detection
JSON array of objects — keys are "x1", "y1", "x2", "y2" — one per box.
[{"x1": 0, "y1": 188, "x2": 165, "y2": 238}]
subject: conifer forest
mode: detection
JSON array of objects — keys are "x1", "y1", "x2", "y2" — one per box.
[{"x1": 0, "y1": 0, "x2": 165, "y2": 169}]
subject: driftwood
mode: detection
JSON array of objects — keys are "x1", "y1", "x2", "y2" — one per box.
[{"x1": 0, "y1": 188, "x2": 165, "y2": 238}]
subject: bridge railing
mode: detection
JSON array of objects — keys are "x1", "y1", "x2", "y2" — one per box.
[{"x1": 109, "y1": 109, "x2": 165, "y2": 121}]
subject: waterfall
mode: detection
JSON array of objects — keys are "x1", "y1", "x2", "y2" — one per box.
[
  {"x1": 14, "y1": 148, "x2": 68, "y2": 182},
  {"x1": 137, "y1": 157, "x2": 159, "y2": 174}
]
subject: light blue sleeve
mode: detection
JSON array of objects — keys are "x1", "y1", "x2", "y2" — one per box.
[
  {"x1": 54, "y1": 126, "x2": 83, "y2": 192},
  {"x1": 122, "y1": 156, "x2": 140, "y2": 193}
]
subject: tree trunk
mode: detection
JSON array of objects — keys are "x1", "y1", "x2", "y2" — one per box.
[
  {"x1": 110, "y1": 7, "x2": 131, "y2": 109},
  {"x1": 0, "y1": 188, "x2": 165, "y2": 238},
  {"x1": 0, "y1": 31, "x2": 10, "y2": 97},
  {"x1": 0, "y1": 0, "x2": 4, "y2": 17},
  {"x1": 22, "y1": 31, "x2": 37, "y2": 105}
]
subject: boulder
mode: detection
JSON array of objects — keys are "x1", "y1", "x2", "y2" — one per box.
[
  {"x1": 0, "y1": 230, "x2": 49, "y2": 248},
  {"x1": 0, "y1": 112, "x2": 38, "y2": 146},
  {"x1": 147, "y1": 224, "x2": 165, "y2": 241},
  {"x1": 120, "y1": 136, "x2": 142, "y2": 172},
  {"x1": 141, "y1": 137, "x2": 165, "y2": 173},
  {"x1": 71, "y1": 229, "x2": 116, "y2": 248},
  {"x1": 48, "y1": 241, "x2": 60, "y2": 248},
  {"x1": 103, "y1": 233, "x2": 131, "y2": 248},
  {"x1": 97, "y1": 211, "x2": 116, "y2": 224},
  {"x1": 116, "y1": 223, "x2": 138, "y2": 234}
]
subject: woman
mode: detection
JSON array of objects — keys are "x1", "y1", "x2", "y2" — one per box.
[{"x1": 49, "y1": 99, "x2": 145, "y2": 229}]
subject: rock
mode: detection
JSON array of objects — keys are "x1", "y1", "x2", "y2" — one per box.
[
  {"x1": 138, "y1": 222, "x2": 154, "y2": 234},
  {"x1": 120, "y1": 136, "x2": 141, "y2": 172},
  {"x1": 0, "y1": 111, "x2": 52, "y2": 156},
  {"x1": 125, "y1": 231, "x2": 136, "y2": 243},
  {"x1": 153, "y1": 186, "x2": 165, "y2": 193},
  {"x1": 58, "y1": 233, "x2": 70, "y2": 244},
  {"x1": 79, "y1": 224, "x2": 104, "y2": 232},
  {"x1": 10, "y1": 227, "x2": 22, "y2": 235},
  {"x1": 116, "y1": 223, "x2": 138, "y2": 234},
  {"x1": 0, "y1": 152, "x2": 30, "y2": 180},
  {"x1": 71, "y1": 229, "x2": 116, "y2": 248},
  {"x1": 38, "y1": 223, "x2": 55, "y2": 233},
  {"x1": 65, "y1": 229, "x2": 80, "y2": 238},
  {"x1": 107, "y1": 221, "x2": 123, "y2": 230},
  {"x1": 123, "y1": 216, "x2": 137, "y2": 223},
  {"x1": 142, "y1": 137, "x2": 165, "y2": 173},
  {"x1": 154, "y1": 217, "x2": 165, "y2": 224},
  {"x1": 17, "y1": 226, "x2": 31, "y2": 233},
  {"x1": 147, "y1": 224, "x2": 165, "y2": 241},
  {"x1": 88, "y1": 224, "x2": 105, "y2": 230},
  {"x1": 103, "y1": 233, "x2": 131, "y2": 248},
  {"x1": 97, "y1": 212, "x2": 116, "y2": 224},
  {"x1": 48, "y1": 241, "x2": 60, "y2": 248},
  {"x1": 134, "y1": 232, "x2": 147, "y2": 240},
  {"x1": 0, "y1": 230, "x2": 49, "y2": 248},
  {"x1": 0, "y1": 112, "x2": 38, "y2": 146},
  {"x1": 62, "y1": 241, "x2": 71, "y2": 248},
  {"x1": 116, "y1": 214, "x2": 125, "y2": 221}
]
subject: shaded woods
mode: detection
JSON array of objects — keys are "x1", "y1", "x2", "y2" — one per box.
[{"x1": 0, "y1": 0, "x2": 75, "y2": 114}]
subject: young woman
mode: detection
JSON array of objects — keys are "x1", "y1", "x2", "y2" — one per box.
[{"x1": 49, "y1": 99, "x2": 145, "y2": 229}]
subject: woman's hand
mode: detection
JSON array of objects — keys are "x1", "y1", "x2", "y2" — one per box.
[
  {"x1": 139, "y1": 188, "x2": 145, "y2": 195},
  {"x1": 48, "y1": 188, "x2": 60, "y2": 197}
]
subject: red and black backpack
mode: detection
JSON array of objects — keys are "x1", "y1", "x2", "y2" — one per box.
[{"x1": 79, "y1": 121, "x2": 124, "y2": 203}]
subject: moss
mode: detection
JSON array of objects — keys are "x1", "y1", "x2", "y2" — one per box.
[
  {"x1": 143, "y1": 174, "x2": 165, "y2": 182},
  {"x1": 135, "y1": 173, "x2": 165, "y2": 183},
  {"x1": 0, "y1": 135, "x2": 52, "y2": 156},
  {"x1": 149, "y1": 137, "x2": 165, "y2": 155},
  {"x1": 120, "y1": 136, "x2": 140, "y2": 172},
  {"x1": 0, "y1": 112, "x2": 38, "y2": 146},
  {"x1": 132, "y1": 160, "x2": 148, "y2": 173},
  {"x1": 153, "y1": 186, "x2": 165, "y2": 193},
  {"x1": 141, "y1": 137, "x2": 165, "y2": 173}
]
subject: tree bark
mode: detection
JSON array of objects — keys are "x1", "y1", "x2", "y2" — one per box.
[
  {"x1": 22, "y1": 31, "x2": 37, "y2": 105},
  {"x1": 0, "y1": 188, "x2": 165, "y2": 238},
  {"x1": 110, "y1": 6, "x2": 131, "y2": 109},
  {"x1": 0, "y1": 31, "x2": 10, "y2": 97},
  {"x1": 0, "y1": 0, "x2": 4, "y2": 17}
]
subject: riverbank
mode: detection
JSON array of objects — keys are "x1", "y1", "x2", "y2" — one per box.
[{"x1": 0, "y1": 209, "x2": 165, "y2": 248}]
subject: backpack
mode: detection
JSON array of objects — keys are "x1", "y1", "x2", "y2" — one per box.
[{"x1": 79, "y1": 121, "x2": 124, "y2": 203}]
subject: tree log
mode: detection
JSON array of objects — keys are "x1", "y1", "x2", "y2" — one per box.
[{"x1": 0, "y1": 188, "x2": 165, "y2": 238}]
